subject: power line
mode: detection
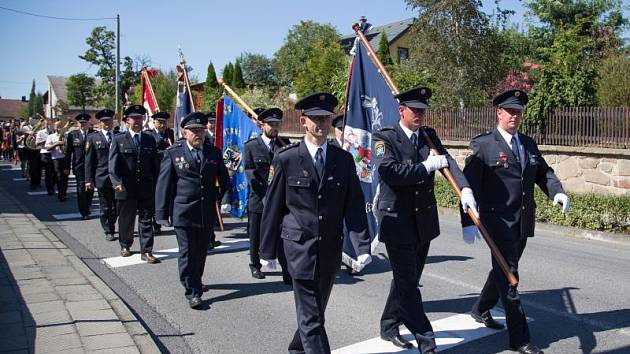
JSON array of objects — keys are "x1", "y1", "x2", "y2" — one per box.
[{"x1": 0, "y1": 5, "x2": 115, "y2": 21}]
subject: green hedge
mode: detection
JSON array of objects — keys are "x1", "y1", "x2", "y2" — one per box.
[{"x1": 434, "y1": 177, "x2": 630, "y2": 234}]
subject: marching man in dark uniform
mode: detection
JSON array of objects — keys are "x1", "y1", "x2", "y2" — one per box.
[
  {"x1": 109, "y1": 105, "x2": 160, "y2": 263},
  {"x1": 329, "y1": 114, "x2": 344, "y2": 148},
  {"x1": 460, "y1": 89, "x2": 570, "y2": 354},
  {"x1": 85, "y1": 109, "x2": 118, "y2": 241},
  {"x1": 155, "y1": 112, "x2": 231, "y2": 309},
  {"x1": 243, "y1": 108, "x2": 290, "y2": 280},
  {"x1": 65, "y1": 113, "x2": 95, "y2": 219},
  {"x1": 372, "y1": 86, "x2": 475, "y2": 354},
  {"x1": 149, "y1": 112, "x2": 175, "y2": 234},
  {"x1": 260, "y1": 92, "x2": 372, "y2": 354}
]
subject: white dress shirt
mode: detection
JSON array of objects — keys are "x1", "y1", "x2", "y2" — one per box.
[
  {"x1": 45, "y1": 132, "x2": 65, "y2": 160},
  {"x1": 497, "y1": 126, "x2": 525, "y2": 163},
  {"x1": 398, "y1": 121, "x2": 419, "y2": 142},
  {"x1": 303, "y1": 138, "x2": 327, "y2": 166}
]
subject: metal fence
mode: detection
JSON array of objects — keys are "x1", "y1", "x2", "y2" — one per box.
[{"x1": 279, "y1": 107, "x2": 630, "y2": 148}]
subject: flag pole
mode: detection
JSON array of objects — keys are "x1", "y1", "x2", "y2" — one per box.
[
  {"x1": 340, "y1": 57, "x2": 355, "y2": 147},
  {"x1": 142, "y1": 68, "x2": 161, "y2": 112},
  {"x1": 218, "y1": 79, "x2": 287, "y2": 147},
  {"x1": 352, "y1": 23, "x2": 518, "y2": 287}
]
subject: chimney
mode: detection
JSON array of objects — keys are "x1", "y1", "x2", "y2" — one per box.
[{"x1": 21, "y1": 96, "x2": 26, "y2": 102}]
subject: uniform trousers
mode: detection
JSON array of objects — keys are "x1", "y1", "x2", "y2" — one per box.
[
  {"x1": 40, "y1": 153, "x2": 56, "y2": 193},
  {"x1": 117, "y1": 198, "x2": 154, "y2": 253},
  {"x1": 97, "y1": 186, "x2": 117, "y2": 234},
  {"x1": 383, "y1": 241, "x2": 436, "y2": 353},
  {"x1": 51, "y1": 158, "x2": 68, "y2": 199},
  {"x1": 28, "y1": 150, "x2": 41, "y2": 187},
  {"x1": 247, "y1": 210, "x2": 262, "y2": 269},
  {"x1": 472, "y1": 226, "x2": 529, "y2": 348},
  {"x1": 288, "y1": 271, "x2": 336, "y2": 354},
  {"x1": 175, "y1": 226, "x2": 211, "y2": 299},
  {"x1": 74, "y1": 174, "x2": 94, "y2": 217}
]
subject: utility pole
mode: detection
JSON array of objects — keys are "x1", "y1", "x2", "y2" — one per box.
[{"x1": 115, "y1": 14, "x2": 120, "y2": 116}]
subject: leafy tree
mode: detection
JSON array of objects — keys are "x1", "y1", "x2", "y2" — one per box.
[
  {"x1": 66, "y1": 73, "x2": 96, "y2": 112},
  {"x1": 240, "y1": 52, "x2": 277, "y2": 88},
  {"x1": 377, "y1": 31, "x2": 393, "y2": 66},
  {"x1": 596, "y1": 51, "x2": 630, "y2": 106},
  {"x1": 238, "y1": 87, "x2": 285, "y2": 110},
  {"x1": 294, "y1": 40, "x2": 346, "y2": 99},
  {"x1": 79, "y1": 26, "x2": 141, "y2": 109},
  {"x1": 152, "y1": 70, "x2": 178, "y2": 113},
  {"x1": 222, "y1": 62, "x2": 233, "y2": 85},
  {"x1": 18, "y1": 105, "x2": 29, "y2": 120},
  {"x1": 405, "y1": 0, "x2": 509, "y2": 108},
  {"x1": 27, "y1": 80, "x2": 36, "y2": 117},
  {"x1": 273, "y1": 21, "x2": 341, "y2": 88},
  {"x1": 33, "y1": 93, "x2": 44, "y2": 116},
  {"x1": 202, "y1": 62, "x2": 221, "y2": 111},
  {"x1": 53, "y1": 100, "x2": 69, "y2": 116},
  {"x1": 232, "y1": 59, "x2": 245, "y2": 89}
]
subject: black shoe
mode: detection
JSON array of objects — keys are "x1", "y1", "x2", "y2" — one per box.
[
  {"x1": 202, "y1": 284, "x2": 210, "y2": 292},
  {"x1": 380, "y1": 334, "x2": 413, "y2": 349},
  {"x1": 282, "y1": 275, "x2": 292, "y2": 286},
  {"x1": 249, "y1": 265, "x2": 265, "y2": 279},
  {"x1": 120, "y1": 248, "x2": 132, "y2": 257},
  {"x1": 472, "y1": 311, "x2": 505, "y2": 330},
  {"x1": 47, "y1": 190, "x2": 55, "y2": 196},
  {"x1": 82, "y1": 215, "x2": 90, "y2": 220},
  {"x1": 211, "y1": 240, "x2": 222, "y2": 247},
  {"x1": 189, "y1": 297, "x2": 202, "y2": 309},
  {"x1": 105, "y1": 233, "x2": 116, "y2": 241},
  {"x1": 153, "y1": 226, "x2": 161, "y2": 235},
  {"x1": 512, "y1": 343, "x2": 544, "y2": 354},
  {"x1": 141, "y1": 252, "x2": 161, "y2": 264}
]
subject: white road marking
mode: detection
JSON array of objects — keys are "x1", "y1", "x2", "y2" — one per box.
[
  {"x1": 332, "y1": 309, "x2": 512, "y2": 353},
  {"x1": 52, "y1": 210, "x2": 100, "y2": 220},
  {"x1": 101, "y1": 238, "x2": 250, "y2": 268},
  {"x1": 13, "y1": 177, "x2": 27, "y2": 181},
  {"x1": 1, "y1": 166, "x2": 21, "y2": 171}
]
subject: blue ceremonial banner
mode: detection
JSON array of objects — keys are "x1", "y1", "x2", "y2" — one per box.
[
  {"x1": 222, "y1": 95, "x2": 261, "y2": 218},
  {"x1": 342, "y1": 40, "x2": 399, "y2": 271}
]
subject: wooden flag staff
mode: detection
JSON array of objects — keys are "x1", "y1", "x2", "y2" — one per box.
[{"x1": 352, "y1": 23, "x2": 518, "y2": 287}]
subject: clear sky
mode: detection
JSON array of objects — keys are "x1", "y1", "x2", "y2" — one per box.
[{"x1": 0, "y1": 0, "x2": 626, "y2": 99}]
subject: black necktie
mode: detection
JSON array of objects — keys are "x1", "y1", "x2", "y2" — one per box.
[
  {"x1": 106, "y1": 131, "x2": 112, "y2": 144},
  {"x1": 269, "y1": 140, "x2": 275, "y2": 154},
  {"x1": 411, "y1": 133, "x2": 418, "y2": 147},
  {"x1": 133, "y1": 134, "x2": 140, "y2": 150},
  {"x1": 314, "y1": 148, "x2": 324, "y2": 181},
  {"x1": 511, "y1": 136, "x2": 522, "y2": 169}
]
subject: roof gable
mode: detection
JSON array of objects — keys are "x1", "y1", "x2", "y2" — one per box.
[{"x1": 341, "y1": 18, "x2": 415, "y2": 53}]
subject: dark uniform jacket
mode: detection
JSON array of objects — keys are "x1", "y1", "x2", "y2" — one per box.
[
  {"x1": 461, "y1": 129, "x2": 564, "y2": 239},
  {"x1": 108, "y1": 131, "x2": 159, "y2": 200},
  {"x1": 155, "y1": 140, "x2": 231, "y2": 229},
  {"x1": 373, "y1": 124, "x2": 469, "y2": 246},
  {"x1": 65, "y1": 129, "x2": 94, "y2": 178},
  {"x1": 85, "y1": 130, "x2": 113, "y2": 189},
  {"x1": 150, "y1": 128, "x2": 174, "y2": 153},
  {"x1": 243, "y1": 135, "x2": 290, "y2": 213},
  {"x1": 260, "y1": 141, "x2": 370, "y2": 280}
]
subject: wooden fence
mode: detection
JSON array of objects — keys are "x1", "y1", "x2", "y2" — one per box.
[{"x1": 278, "y1": 107, "x2": 630, "y2": 148}]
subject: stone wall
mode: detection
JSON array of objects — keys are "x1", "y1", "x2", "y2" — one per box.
[{"x1": 444, "y1": 141, "x2": 630, "y2": 196}]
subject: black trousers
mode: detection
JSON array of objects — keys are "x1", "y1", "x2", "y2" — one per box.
[
  {"x1": 248, "y1": 210, "x2": 262, "y2": 269},
  {"x1": 472, "y1": 232, "x2": 530, "y2": 348},
  {"x1": 27, "y1": 149, "x2": 41, "y2": 187},
  {"x1": 51, "y1": 159, "x2": 68, "y2": 199},
  {"x1": 288, "y1": 271, "x2": 336, "y2": 354},
  {"x1": 97, "y1": 186, "x2": 117, "y2": 234},
  {"x1": 117, "y1": 198, "x2": 154, "y2": 253},
  {"x1": 74, "y1": 173, "x2": 94, "y2": 217},
  {"x1": 40, "y1": 153, "x2": 56, "y2": 193},
  {"x1": 17, "y1": 148, "x2": 27, "y2": 175},
  {"x1": 175, "y1": 226, "x2": 211, "y2": 299},
  {"x1": 382, "y1": 241, "x2": 436, "y2": 353}
]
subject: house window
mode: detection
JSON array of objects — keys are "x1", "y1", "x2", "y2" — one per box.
[{"x1": 397, "y1": 47, "x2": 409, "y2": 63}]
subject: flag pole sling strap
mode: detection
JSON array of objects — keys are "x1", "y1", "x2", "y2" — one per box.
[{"x1": 352, "y1": 23, "x2": 518, "y2": 287}]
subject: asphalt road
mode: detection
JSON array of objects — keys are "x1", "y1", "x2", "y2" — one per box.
[{"x1": 2, "y1": 162, "x2": 629, "y2": 354}]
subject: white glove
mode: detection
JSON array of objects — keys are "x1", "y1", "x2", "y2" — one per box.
[
  {"x1": 260, "y1": 258, "x2": 277, "y2": 270},
  {"x1": 357, "y1": 254, "x2": 372, "y2": 267},
  {"x1": 553, "y1": 193, "x2": 570, "y2": 214},
  {"x1": 220, "y1": 203, "x2": 231, "y2": 214},
  {"x1": 460, "y1": 187, "x2": 479, "y2": 218},
  {"x1": 421, "y1": 153, "x2": 448, "y2": 173},
  {"x1": 462, "y1": 225, "x2": 481, "y2": 244}
]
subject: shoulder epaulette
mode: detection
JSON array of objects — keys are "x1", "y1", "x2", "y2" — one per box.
[
  {"x1": 379, "y1": 126, "x2": 395, "y2": 132},
  {"x1": 278, "y1": 141, "x2": 299, "y2": 153},
  {"x1": 244, "y1": 137, "x2": 258, "y2": 145},
  {"x1": 472, "y1": 131, "x2": 492, "y2": 139}
]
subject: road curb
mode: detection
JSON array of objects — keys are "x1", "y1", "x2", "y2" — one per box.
[{"x1": 0, "y1": 181, "x2": 162, "y2": 354}]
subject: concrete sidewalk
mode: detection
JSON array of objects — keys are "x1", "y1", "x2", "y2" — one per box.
[{"x1": 0, "y1": 190, "x2": 161, "y2": 353}]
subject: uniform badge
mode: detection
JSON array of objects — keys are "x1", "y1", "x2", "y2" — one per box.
[
  {"x1": 268, "y1": 165, "x2": 275, "y2": 185},
  {"x1": 374, "y1": 141, "x2": 385, "y2": 157},
  {"x1": 302, "y1": 170, "x2": 309, "y2": 177},
  {"x1": 85, "y1": 141, "x2": 90, "y2": 151},
  {"x1": 499, "y1": 152, "x2": 509, "y2": 168}
]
